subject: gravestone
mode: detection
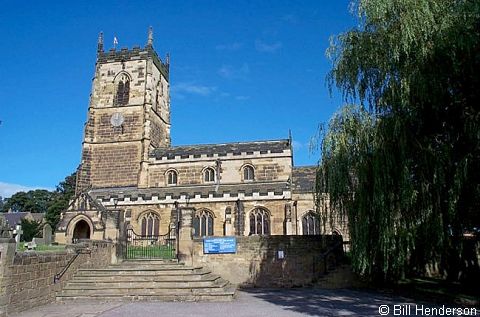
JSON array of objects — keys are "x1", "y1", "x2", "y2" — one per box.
[
  {"x1": 43, "y1": 224, "x2": 52, "y2": 245},
  {"x1": 13, "y1": 225, "x2": 23, "y2": 250},
  {"x1": 32, "y1": 237, "x2": 45, "y2": 245},
  {"x1": 25, "y1": 241, "x2": 37, "y2": 250},
  {"x1": 0, "y1": 216, "x2": 11, "y2": 238}
]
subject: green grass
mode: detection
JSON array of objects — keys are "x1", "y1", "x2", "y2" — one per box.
[
  {"x1": 17, "y1": 244, "x2": 66, "y2": 252},
  {"x1": 126, "y1": 245, "x2": 176, "y2": 259}
]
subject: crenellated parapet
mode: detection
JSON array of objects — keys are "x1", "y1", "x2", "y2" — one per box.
[
  {"x1": 90, "y1": 181, "x2": 291, "y2": 206},
  {"x1": 95, "y1": 27, "x2": 169, "y2": 80}
]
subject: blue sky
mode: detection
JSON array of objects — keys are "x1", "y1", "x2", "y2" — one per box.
[{"x1": 0, "y1": 0, "x2": 354, "y2": 197}]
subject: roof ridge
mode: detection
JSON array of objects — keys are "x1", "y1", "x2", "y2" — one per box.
[
  {"x1": 293, "y1": 165, "x2": 318, "y2": 169},
  {"x1": 158, "y1": 138, "x2": 290, "y2": 149}
]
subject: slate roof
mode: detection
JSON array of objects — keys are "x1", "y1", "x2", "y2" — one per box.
[
  {"x1": 150, "y1": 139, "x2": 291, "y2": 160},
  {"x1": 30, "y1": 213, "x2": 45, "y2": 222},
  {"x1": 89, "y1": 181, "x2": 290, "y2": 202},
  {"x1": 4, "y1": 212, "x2": 29, "y2": 228},
  {"x1": 292, "y1": 166, "x2": 317, "y2": 193},
  {"x1": 3, "y1": 212, "x2": 45, "y2": 229}
]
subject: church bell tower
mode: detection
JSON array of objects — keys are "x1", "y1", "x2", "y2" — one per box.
[{"x1": 76, "y1": 28, "x2": 171, "y2": 192}]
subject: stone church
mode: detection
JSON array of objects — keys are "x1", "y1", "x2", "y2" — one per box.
[{"x1": 54, "y1": 30, "x2": 346, "y2": 245}]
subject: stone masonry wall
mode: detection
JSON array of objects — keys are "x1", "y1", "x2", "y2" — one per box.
[
  {"x1": 293, "y1": 192, "x2": 349, "y2": 239},
  {"x1": 192, "y1": 235, "x2": 343, "y2": 287},
  {"x1": 92, "y1": 110, "x2": 143, "y2": 143},
  {"x1": 120, "y1": 199, "x2": 288, "y2": 238},
  {"x1": 147, "y1": 155, "x2": 292, "y2": 187},
  {"x1": 0, "y1": 240, "x2": 115, "y2": 316},
  {"x1": 89, "y1": 143, "x2": 141, "y2": 188},
  {"x1": 77, "y1": 48, "x2": 171, "y2": 192}
]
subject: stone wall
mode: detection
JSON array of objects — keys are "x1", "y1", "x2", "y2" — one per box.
[
  {"x1": 191, "y1": 235, "x2": 343, "y2": 287},
  {"x1": 114, "y1": 199, "x2": 289, "y2": 238},
  {"x1": 76, "y1": 46, "x2": 171, "y2": 193},
  {"x1": 147, "y1": 155, "x2": 292, "y2": 187},
  {"x1": 0, "y1": 239, "x2": 115, "y2": 316},
  {"x1": 88, "y1": 143, "x2": 141, "y2": 188},
  {"x1": 292, "y1": 192, "x2": 350, "y2": 241}
]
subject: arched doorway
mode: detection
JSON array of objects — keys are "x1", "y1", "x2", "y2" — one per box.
[{"x1": 72, "y1": 220, "x2": 91, "y2": 242}]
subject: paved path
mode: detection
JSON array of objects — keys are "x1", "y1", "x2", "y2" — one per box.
[{"x1": 10, "y1": 288, "x2": 425, "y2": 317}]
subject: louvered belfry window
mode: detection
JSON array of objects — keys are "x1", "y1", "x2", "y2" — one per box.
[{"x1": 115, "y1": 75, "x2": 130, "y2": 106}]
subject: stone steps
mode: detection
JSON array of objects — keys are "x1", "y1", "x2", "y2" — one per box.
[
  {"x1": 64, "y1": 278, "x2": 225, "y2": 289},
  {"x1": 61, "y1": 284, "x2": 230, "y2": 294},
  {"x1": 74, "y1": 268, "x2": 205, "y2": 276},
  {"x1": 58, "y1": 292, "x2": 235, "y2": 302},
  {"x1": 119, "y1": 259, "x2": 180, "y2": 265},
  {"x1": 57, "y1": 260, "x2": 235, "y2": 302},
  {"x1": 71, "y1": 273, "x2": 215, "y2": 282},
  {"x1": 76, "y1": 264, "x2": 203, "y2": 272}
]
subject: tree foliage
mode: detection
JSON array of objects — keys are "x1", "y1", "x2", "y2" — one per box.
[
  {"x1": 318, "y1": 0, "x2": 480, "y2": 283},
  {"x1": 2, "y1": 173, "x2": 77, "y2": 229},
  {"x1": 1, "y1": 190, "x2": 55, "y2": 213},
  {"x1": 20, "y1": 218, "x2": 43, "y2": 242},
  {"x1": 46, "y1": 172, "x2": 76, "y2": 229}
]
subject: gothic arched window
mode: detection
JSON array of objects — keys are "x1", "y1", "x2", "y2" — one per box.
[
  {"x1": 140, "y1": 212, "x2": 160, "y2": 236},
  {"x1": 193, "y1": 209, "x2": 214, "y2": 237},
  {"x1": 204, "y1": 167, "x2": 215, "y2": 183},
  {"x1": 302, "y1": 211, "x2": 320, "y2": 235},
  {"x1": 115, "y1": 74, "x2": 130, "y2": 106},
  {"x1": 166, "y1": 170, "x2": 178, "y2": 186},
  {"x1": 243, "y1": 165, "x2": 255, "y2": 181},
  {"x1": 249, "y1": 208, "x2": 270, "y2": 235}
]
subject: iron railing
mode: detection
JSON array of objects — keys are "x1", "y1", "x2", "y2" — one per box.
[{"x1": 125, "y1": 226, "x2": 177, "y2": 259}]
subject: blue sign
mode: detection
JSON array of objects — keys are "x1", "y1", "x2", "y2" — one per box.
[{"x1": 203, "y1": 237, "x2": 237, "y2": 254}]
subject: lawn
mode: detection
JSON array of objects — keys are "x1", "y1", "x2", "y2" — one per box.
[
  {"x1": 125, "y1": 244, "x2": 176, "y2": 259},
  {"x1": 17, "y1": 244, "x2": 66, "y2": 252}
]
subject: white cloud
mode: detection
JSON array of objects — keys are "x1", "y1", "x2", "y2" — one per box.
[
  {"x1": 171, "y1": 83, "x2": 217, "y2": 96},
  {"x1": 218, "y1": 63, "x2": 250, "y2": 79},
  {"x1": 215, "y1": 42, "x2": 243, "y2": 51},
  {"x1": 255, "y1": 40, "x2": 283, "y2": 53},
  {"x1": 0, "y1": 182, "x2": 53, "y2": 198}
]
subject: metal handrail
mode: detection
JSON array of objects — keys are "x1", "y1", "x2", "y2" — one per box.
[{"x1": 53, "y1": 247, "x2": 91, "y2": 284}]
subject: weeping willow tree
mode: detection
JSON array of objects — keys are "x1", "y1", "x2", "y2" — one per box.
[{"x1": 317, "y1": 0, "x2": 480, "y2": 283}]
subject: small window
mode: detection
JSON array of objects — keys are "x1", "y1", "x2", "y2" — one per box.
[
  {"x1": 193, "y1": 209, "x2": 214, "y2": 237},
  {"x1": 243, "y1": 165, "x2": 255, "y2": 181},
  {"x1": 204, "y1": 167, "x2": 215, "y2": 183},
  {"x1": 167, "y1": 170, "x2": 177, "y2": 185},
  {"x1": 302, "y1": 211, "x2": 320, "y2": 235},
  {"x1": 155, "y1": 89, "x2": 160, "y2": 112},
  {"x1": 115, "y1": 74, "x2": 130, "y2": 106},
  {"x1": 249, "y1": 208, "x2": 270, "y2": 235},
  {"x1": 140, "y1": 212, "x2": 160, "y2": 236}
]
